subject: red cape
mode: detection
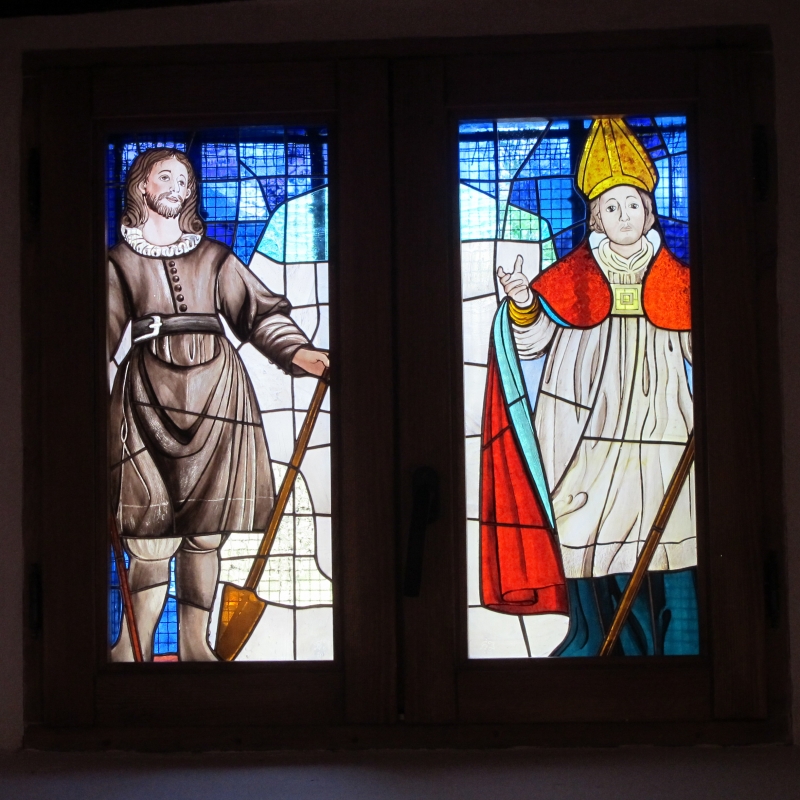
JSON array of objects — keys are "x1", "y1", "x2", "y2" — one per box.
[
  {"x1": 479, "y1": 239, "x2": 691, "y2": 615},
  {"x1": 480, "y1": 355, "x2": 568, "y2": 615},
  {"x1": 531, "y1": 240, "x2": 691, "y2": 330}
]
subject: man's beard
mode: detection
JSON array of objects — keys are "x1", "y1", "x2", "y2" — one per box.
[{"x1": 145, "y1": 189, "x2": 184, "y2": 220}]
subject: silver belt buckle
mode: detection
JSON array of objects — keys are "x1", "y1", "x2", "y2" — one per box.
[{"x1": 134, "y1": 314, "x2": 163, "y2": 343}]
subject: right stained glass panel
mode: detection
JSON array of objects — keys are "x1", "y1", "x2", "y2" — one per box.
[{"x1": 461, "y1": 116, "x2": 698, "y2": 658}]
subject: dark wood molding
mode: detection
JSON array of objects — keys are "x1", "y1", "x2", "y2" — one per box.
[
  {"x1": 22, "y1": 25, "x2": 788, "y2": 748},
  {"x1": 22, "y1": 25, "x2": 771, "y2": 72}
]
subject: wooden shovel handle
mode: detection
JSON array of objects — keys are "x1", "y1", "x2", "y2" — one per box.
[{"x1": 244, "y1": 368, "x2": 330, "y2": 592}]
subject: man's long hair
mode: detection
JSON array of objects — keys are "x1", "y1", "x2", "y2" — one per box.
[{"x1": 121, "y1": 148, "x2": 205, "y2": 235}]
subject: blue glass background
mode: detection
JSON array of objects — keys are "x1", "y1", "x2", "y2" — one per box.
[
  {"x1": 106, "y1": 126, "x2": 329, "y2": 656},
  {"x1": 458, "y1": 116, "x2": 690, "y2": 263},
  {"x1": 106, "y1": 126, "x2": 329, "y2": 267}
]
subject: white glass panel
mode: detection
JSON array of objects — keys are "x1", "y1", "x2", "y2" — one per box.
[
  {"x1": 316, "y1": 262, "x2": 329, "y2": 303},
  {"x1": 315, "y1": 515, "x2": 332, "y2": 579},
  {"x1": 461, "y1": 241, "x2": 495, "y2": 300},
  {"x1": 237, "y1": 604, "x2": 295, "y2": 661},
  {"x1": 298, "y1": 409, "x2": 330, "y2": 447},
  {"x1": 286, "y1": 262, "x2": 318, "y2": 307},
  {"x1": 466, "y1": 519, "x2": 480, "y2": 606},
  {"x1": 295, "y1": 515, "x2": 316, "y2": 555},
  {"x1": 220, "y1": 532, "x2": 261, "y2": 559},
  {"x1": 240, "y1": 345, "x2": 293, "y2": 410},
  {"x1": 249, "y1": 251, "x2": 285, "y2": 296},
  {"x1": 522, "y1": 616, "x2": 570, "y2": 657},
  {"x1": 295, "y1": 556, "x2": 333, "y2": 607},
  {"x1": 292, "y1": 469, "x2": 313, "y2": 514},
  {"x1": 296, "y1": 607, "x2": 334, "y2": 661},
  {"x1": 302, "y1": 447, "x2": 331, "y2": 515},
  {"x1": 462, "y1": 295, "x2": 498, "y2": 365},
  {"x1": 468, "y1": 607, "x2": 528, "y2": 659},
  {"x1": 291, "y1": 305, "x2": 320, "y2": 340},
  {"x1": 218, "y1": 557, "x2": 250, "y2": 587},
  {"x1": 464, "y1": 436, "x2": 481, "y2": 520},
  {"x1": 293, "y1": 374, "x2": 321, "y2": 411},
  {"x1": 261, "y1": 410, "x2": 296, "y2": 463},
  {"x1": 463, "y1": 364, "x2": 487, "y2": 436},
  {"x1": 257, "y1": 555, "x2": 294, "y2": 605},
  {"x1": 313, "y1": 305, "x2": 330, "y2": 350}
]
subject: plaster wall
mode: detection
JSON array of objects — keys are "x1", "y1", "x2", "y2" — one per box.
[{"x1": 0, "y1": 0, "x2": 798, "y2": 752}]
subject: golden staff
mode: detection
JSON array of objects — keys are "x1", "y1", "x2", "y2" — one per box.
[
  {"x1": 599, "y1": 432, "x2": 695, "y2": 657},
  {"x1": 215, "y1": 369, "x2": 330, "y2": 662}
]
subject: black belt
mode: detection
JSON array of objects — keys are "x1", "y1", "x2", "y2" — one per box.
[{"x1": 132, "y1": 314, "x2": 224, "y2": 343}]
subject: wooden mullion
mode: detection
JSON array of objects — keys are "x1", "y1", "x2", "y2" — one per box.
[
  {"x1": 336, "y1": 58, "x2": 398, "y2": 724},
  {"x1": 393, "y1": 57, "x2": 459, "y2": 724}
]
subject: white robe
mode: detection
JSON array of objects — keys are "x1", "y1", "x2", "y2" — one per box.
[{"x1": 513, "y1": 231, "x2": 695, "y2": 579}]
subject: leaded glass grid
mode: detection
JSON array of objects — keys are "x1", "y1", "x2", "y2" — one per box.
[
  {"x1": 461, "y1": 116, "x2": 696, "y2": 660},
  {"x1": 107, "y1": 126, "x2": 332, "y2": 662}
]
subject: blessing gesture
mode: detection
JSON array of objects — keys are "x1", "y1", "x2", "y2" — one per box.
[{"x1": 497, "y1": 254, "x2": 533, "y2": 307}]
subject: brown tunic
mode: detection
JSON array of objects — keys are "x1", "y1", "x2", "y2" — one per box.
[{"x1": 108, "y1": 237, "x2": 309, "y2": 540}]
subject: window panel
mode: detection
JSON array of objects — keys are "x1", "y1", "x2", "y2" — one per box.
[
  {"x1": 106, "y1": 126, "x2": 333, "y2": 663},
  {"x1": 459, "y1": 115, "x2": 698, "y2": 659}
]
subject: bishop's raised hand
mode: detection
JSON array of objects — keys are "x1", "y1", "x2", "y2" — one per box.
[{"x1": 497, "y1": 254, "x2": 533, "y2": 307}]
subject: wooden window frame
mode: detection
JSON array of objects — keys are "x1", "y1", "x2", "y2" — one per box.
[{"x1": 22, "y1": 27, "x2": 789, "y2": 750}]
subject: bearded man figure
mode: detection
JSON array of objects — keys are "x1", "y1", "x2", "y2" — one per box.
[
  {"x1": 108, "y1": 148, "x2": 328, "y2": 662},
  {"x1": 480, "y1": 119, "x2": 698, "y2": 657}
]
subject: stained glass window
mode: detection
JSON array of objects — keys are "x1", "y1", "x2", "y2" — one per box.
[
  {"x1": 107, "y1": 127, "x2": 332, "y2": 662},
  {"x1": 461, "y1": 116, "x2": 698, "y2": 659}
]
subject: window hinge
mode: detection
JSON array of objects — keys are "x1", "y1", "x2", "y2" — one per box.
[
  {"x1": 28, "y1": 563, "x2": 42, "y2": 638},
  {"x1": 763, "y1": 550, "x2": 780, "y2": 629}
]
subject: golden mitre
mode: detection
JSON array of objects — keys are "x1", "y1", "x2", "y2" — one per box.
[{"x1": 577, "y1": 118, "x2": 659, "y2": 200}]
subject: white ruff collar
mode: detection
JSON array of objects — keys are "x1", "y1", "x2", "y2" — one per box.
[{"x1": 121, "y1": 225, "x2": 201, "y2": 258}]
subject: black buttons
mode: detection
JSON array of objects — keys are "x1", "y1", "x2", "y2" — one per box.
[{"x1": 165, "y1": 260, "x2": 184, "y2": 309}]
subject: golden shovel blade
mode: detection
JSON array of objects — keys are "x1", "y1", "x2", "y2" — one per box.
[{"x1": 214, "y1": 582, "x2": 267, "y2": 662}]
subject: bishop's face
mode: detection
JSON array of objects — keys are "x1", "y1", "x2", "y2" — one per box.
[
  {"x1": 597, "y1": 185, "x2": 646, "y2": 248},
  {"x1": 141, "y1": 157, "x2": 191, "y2": 220}
]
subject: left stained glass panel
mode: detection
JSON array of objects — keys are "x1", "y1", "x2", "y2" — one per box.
[{"x1": 106, "y1": 127, "x2": 333, "y2": 662}]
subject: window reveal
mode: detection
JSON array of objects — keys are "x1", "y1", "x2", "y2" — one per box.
[
  {"x1": 107, "y1": 127, "x2": 333, "y2": 663},
  {"x1": 460, "y1": 117, "x2": 697, "y2": 659}
]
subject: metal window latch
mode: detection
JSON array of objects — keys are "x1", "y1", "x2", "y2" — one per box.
[{"x1": 403, "y1": 466, "x2": 440, "y2": 597}]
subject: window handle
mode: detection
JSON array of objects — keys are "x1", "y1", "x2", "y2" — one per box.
[{"x1": 403, "y1": 466, "x2": 439, "y2": 597}]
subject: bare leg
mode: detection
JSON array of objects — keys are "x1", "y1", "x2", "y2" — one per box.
[
  {"x1": 110, "y1": 555, "x2": 171, "y2": 662},
  {"x1": 177, "y1": 534, "x2": 223, "y2": 662}
]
